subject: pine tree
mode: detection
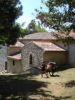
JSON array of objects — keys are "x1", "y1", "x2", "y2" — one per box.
[
  {"x1": 36, "y1": 0, "x2": 75, "y2": 32},
  {"x1": 0, "y1": 0, "x2": 22, "y2": 45},
  {"x1": 36, "y1": 0, "x2": 75, "y2": 48}
]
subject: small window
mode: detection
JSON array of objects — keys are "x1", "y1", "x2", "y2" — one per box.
[
  {"x1": 29, "y1": 54, "x2": 33, "y2": 64},
  {"x1": 5, "y1": 61, "x2": 7, "y2": 70},
  {"x1": 13, "y1": 60, "x2": 15, "y2": 66}
]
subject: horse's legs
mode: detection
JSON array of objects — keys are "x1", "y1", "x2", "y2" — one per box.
[
  {"x1": 41, "y1": 71, "x2": 45, "y2": 78},
  {"x1": 41, "y1": 70, "x2": 49, "y2": 78},
  {"x1": 49, "y1": 71, "x2": 52, "y2": 76},
  {"x1": 41, "y1": 73, "x2": 43, "y2": 78},
  {"x1": 45, "y1": 72, "x2": 49, "y2": 78},
  {"x1": 51, "y1": 72, "x2": 54, "y2": 76},
  {"x1": 51, "y1": 69, "x2": 55, "y2": 76}
]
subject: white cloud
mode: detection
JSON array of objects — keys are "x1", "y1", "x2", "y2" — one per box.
[{"x1": 16, "y1": 15, "x2": 33, "y2": 28}]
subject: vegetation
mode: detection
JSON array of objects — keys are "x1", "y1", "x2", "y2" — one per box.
[
  {"x1": 36, "y1": 0, "x2": 75, "y2": 33},
  {"x1": 20, "y1": 28, "x2": 30, "y2": 37},
  {"x1": 27, "y1": 20, "x2": 47, "y2": 34},
  {"x1": 0, "y1": 0, "x2": 22, "y2": 45},
  {"x1": 36, "y1": 0, "x2": 75, "y2": 48}
]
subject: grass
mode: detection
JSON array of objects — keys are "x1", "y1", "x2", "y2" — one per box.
[{"x1": 0, "y1": 67, "x2": 75, "y2": 100}]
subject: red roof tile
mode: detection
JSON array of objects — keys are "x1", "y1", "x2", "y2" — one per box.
[
  {"x1": 8, "y1": 53, "x2": 21, "y2": 60},
  {"x1": 33, "y1": 41, "x2": 66, "y2": 51},
  {"x1": 69, "y1": 31, "x2": 75, "y2": 39},
  {"x1": 20, "y1": 32, "x2": 57, "y2": 40},
  {"x1": 10, "y1": 41, "x2": 24, "y2": 47}
]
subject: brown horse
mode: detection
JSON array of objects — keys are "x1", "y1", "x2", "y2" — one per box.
[{"x1": 41, "y1": 61, "x2": 56, "y2": 78}]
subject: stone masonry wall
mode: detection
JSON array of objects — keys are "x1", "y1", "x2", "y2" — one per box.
[{"x1": 21, "y1": 42, "x2": 44, "y2": 72}]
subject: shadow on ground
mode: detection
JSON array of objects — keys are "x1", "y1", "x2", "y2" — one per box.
[
  {"x1": 0, "y1": 72, "x2": 73, "y2": 100},
  {"x1": 49, "y1": 95, "x2": 72, "y2": 100},
  {"x1": 50, "y1": 74, "x2": 60, "y2": 77},
  {"x1": 56, "y1": 64, "x2": 74, "y2": 72},
  {"x1": 0, "y1": 73, "x2": 50, "y2": 100},
  {"x1": 0, "y1": 73, "x2": 44, "y2": 100},
  {"x1": 65, "y1": 80, "x2": 75, "y2": 88}
]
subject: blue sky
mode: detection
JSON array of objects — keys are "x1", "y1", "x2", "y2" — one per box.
[{"x1": 17, "y1": 0, "x2": 46, "y2": 27}]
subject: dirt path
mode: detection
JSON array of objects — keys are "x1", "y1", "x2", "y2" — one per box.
[
  {"x1": 28, "y1": 68, "x2": 75, "y2": 100},
  {"x1": 0, "y1": 68, "x2": 75, "y2": 100}
]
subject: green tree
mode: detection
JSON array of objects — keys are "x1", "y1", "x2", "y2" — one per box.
[
  {"x1": 0, "y1": 0, "x2": 22, "y2": 45},
  {"x1": 36, "y1": 0, "x2": 75, "y2": 49},
  {"x1": 20, "y1": 28, "x2": 30, "y2": 37},
  {"x1": 35, "y1": 22, "x2": 47, "y2": 32},
  {"x1": 28, "y1": 20, "x2": 36, "y2": 33},
  {"x1": 36, "y1": 0, "x2": 75, "y2": 32},
  {"x1": 28, "y1": 20, "x2": 47, "y2": 34}
]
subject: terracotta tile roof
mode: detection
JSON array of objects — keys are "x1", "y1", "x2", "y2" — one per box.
[
  {"x1": 10, "y1": 41, "x2": 24, "y2": 47},
  {"x1": 33, "y1": 41, "x2": 66, "y2": 51},
  {"x1": 56, "y1": 31, "x2": 75, "y2": 39},
  {"x1": 22, "y1": 32, "x2": 57, "y2": 40},
  {"x1": 8, "y1": 53, "x2": 21, "y2": 60},
  {"x1": 69, "y1": 32, "x2": 75, "y2": 39}
]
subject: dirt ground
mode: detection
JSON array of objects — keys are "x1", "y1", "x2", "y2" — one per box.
[
  {"x1": 28, "y1": 68, "x2": 75, "y2": 100},
  {"x1": 0, "y1": 67, "x2": 75, "y2": 100}
]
